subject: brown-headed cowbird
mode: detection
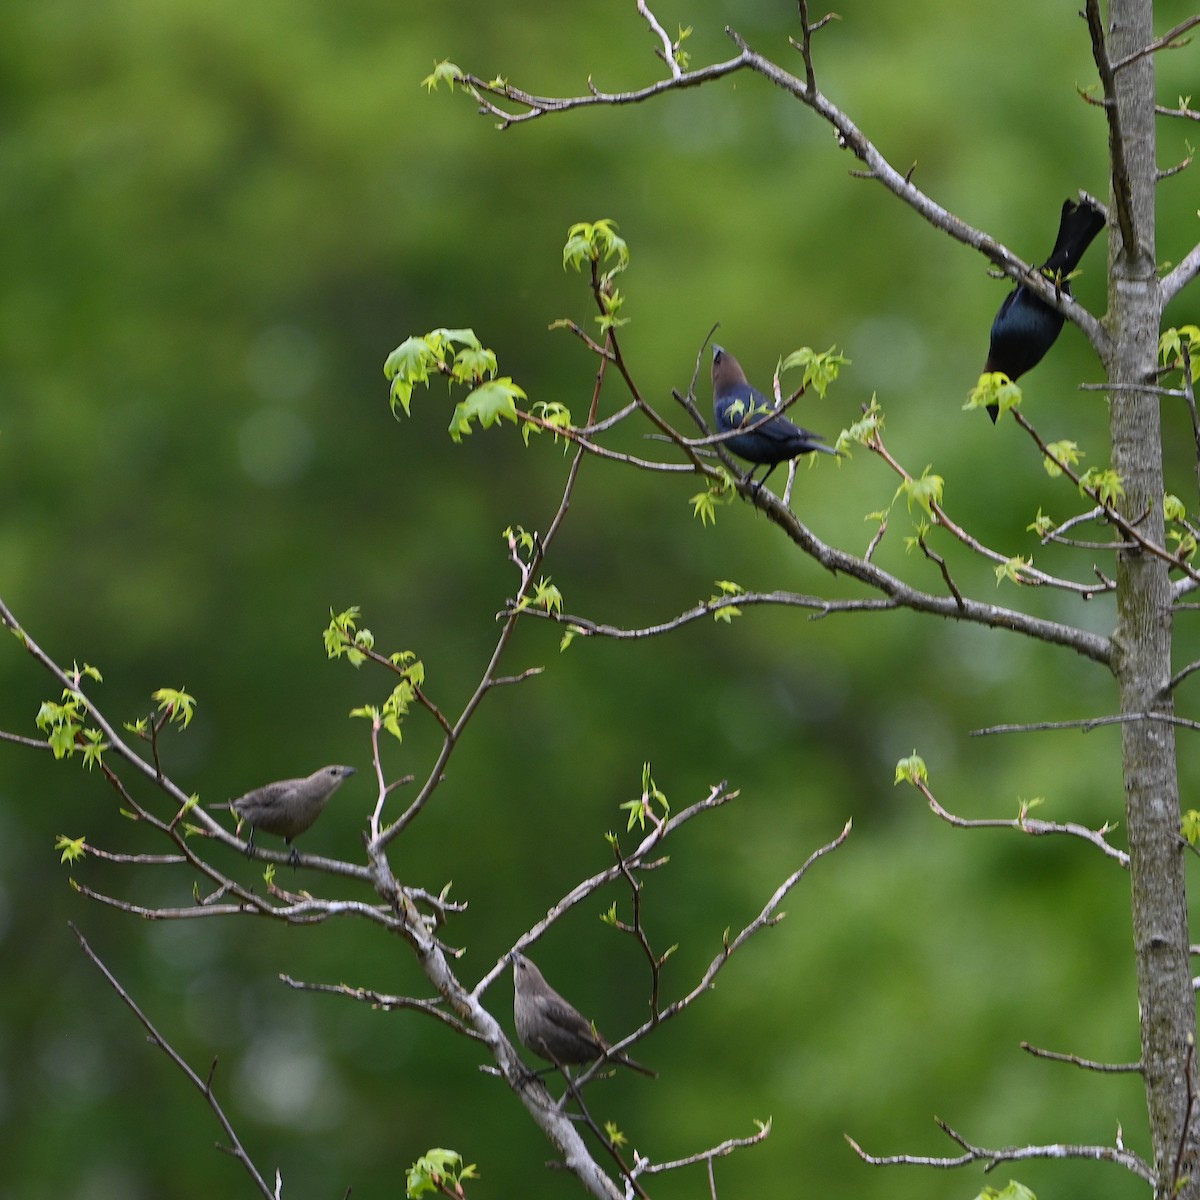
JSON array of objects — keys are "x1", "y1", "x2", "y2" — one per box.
[
  {"x1": 982, "y1": 197, "x2": 1106, "y2": 421},
  {"x1": 211, "y1": 765, "x2": 356, "y2": 862},
  {"x1": 512, "y1": 953, "x2": 656, "y2": 1078},
  {"x1": 712, "y1": 344, "x2": 836, "y2": 487}
]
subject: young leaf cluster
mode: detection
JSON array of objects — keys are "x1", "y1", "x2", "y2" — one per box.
[
  {"x1": 966, "y1": 371, "x2": 1022, "y2": 417},
  {"x1": 619, "y1": 761, "x2": 671, "y2": 831},
  {"x1": 383, "y1": 328, "x2": 526, "y2": 443},
  {"x1": 36, "y1": 671, "x2": 107, "y2": 768},
  {"x1": 406, "y1": 1147, "x2": 478, "y2": 1199}
]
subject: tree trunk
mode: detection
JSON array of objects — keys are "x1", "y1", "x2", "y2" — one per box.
[{"x1": 1108, "y1": 1, "x2": 1198, "y2": 1194}]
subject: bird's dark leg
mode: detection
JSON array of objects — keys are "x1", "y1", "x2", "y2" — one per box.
[
  {"x1": 746, "y1": 463, "x2": 776, "y2": 498},
  {"x1": 244, "y1": 827, "x2": 256, "y2": 858},
  {"x1": 287, "y1": 842, "x2": 301, "y2": 869}
]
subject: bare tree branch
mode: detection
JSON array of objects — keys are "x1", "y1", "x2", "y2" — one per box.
[
  {"x1": 279, "y1": 975, "x2": 481, "y2": 1039},
  {"x1": 973, "y1": 712, "x2": 1200, "y2": 736},
  {"x1": 909, "y1": 778, "x2": 1128, "y2": 868},
  {"x1": 847, "y1": 1116, "x2": 1153, "y2": 1183},
  {"x1": 1111, "y1": 13, "x2": 1200, "y2": 71},
  {"x1": 1083, "y1": 0, "x2": 1142, "y2": 263},
  {"x1": 1020, "y1": 1041, "x2": 1142, "y2": 1073},
  {"x1": 70, "y1": 923, "x2": 277, "y2": 1199},
  {"x1": 632, "y1": 1119, "x2": 771, "y2": 1181},
  {"x1": 637, "y1": 0, "x2": 682, "y2": 78},
  {"x1": 449, "y1": 22, "x2": 1109, "y2": 360}
]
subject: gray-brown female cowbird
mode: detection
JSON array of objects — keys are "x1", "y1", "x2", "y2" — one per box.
[
  {"x1": 512, "y1": 954, "x2": 656, "y2": 1077},
  {"x1": 211, "y1": 765, "x2": 356, "y2": 862},
  {"x1": 712, "y1": 343, "x2": 836, "y2": 487},
  {"x1": 982, "y1": 197, "x2": 1106, "y2": 421}
]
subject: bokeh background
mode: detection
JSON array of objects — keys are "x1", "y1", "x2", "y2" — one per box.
[{"x1": 3, "y1": 1, "x2": 1200, "y2": 1197}]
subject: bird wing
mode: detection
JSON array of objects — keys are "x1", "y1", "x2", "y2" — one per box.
[
  {"x1": 233, "y1": 779, "x2": 300, "y2": 817},
  {"x1": 538, "y1": 994, "x2": 602, "y2": 1046}
]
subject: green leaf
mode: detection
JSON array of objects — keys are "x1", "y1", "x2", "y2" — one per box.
[
  {"x1": 897, "y1": 466, "x2": 944, "y2": 518},
  {"x1": 523, "y1": 400, "x2": 573, "y2": 446},
  {"x1": 80, "y1": 728, "x2": 107, "y2": 770},
  {"x1": 708, "y1": 579, "x2": 745, "y2": 623},
  {"x1": 1170, "y1": 529, "x2": 1197, "y2": 562},
  {"x1": 1159, "y1": 325, "x2": 1200, "y2": 381},
  {"x1": 1165, "y1": 493, "x2": 1187, "y2": 522},
  {"x1": 1042, "y1": 439, "x2": 1082, "y2": 479},
  {"x1": 562, "y1": 219, "x2": 630, "y2": 277},
  {"x1": 560, "y1": 625, "x2": 584, "y2": 652},
  {"x1": 1079, "y1": 466, "x2": 1125, "y2": 505},
  {"x1": 152, "y1": 687, "x2": 197, "y2": 729},
  {"x1": 383, "y1": 336, "x2": 439, "y2": 416},
  {"x1": 894, "y1": 751, "x2": 927, "y2": 786},
  {"x1": 1182, "y1": 810, "x2": 1200, "y2": 846},
  {"x1": 56, "y1": 834, "x2": 86, "y2": 864},
  {"x1": 965, "y1": 371, "x2": 1022, "y2": 416},
  {"x1": 450, "y1": 345, "x2": 498, "y2": 385},
  {"x1": 407, "y1": 1149, "x2": 479, "y2": 1199},
  {"x1": 837, "y1": 393, "x2": 883, "y2": 453},
  {"x1": 995, "y1": 555, "x2": 1033, "y2": 586},
  {"x1": 421, "y1": 60, "x2": 465, "y2": 93},
  {"x1": 1016, "y1": 796, "x2": 1045, "y2": 822},
  {"x1": 324, "y1": 606, "x2": 373, "y2": 667},
  {"x1": 448, "y1": 378, "x2": 525, "y2": 442},
  {"x1": 1027, "y1": 508, "x2": 1054, "y2": 537},
  {"x1": 603, "y1": 1120, "x2": 628, "y2": 1147},
  {"x1": 778, "y1": 344, "x2": 849, "y2": 399},
  {"x1": 531, "y1": 577, "x2": 563, "y2": 613},
  {"x1": 973, "y1": 1182, "x2": 1037, "y2": 1200}
]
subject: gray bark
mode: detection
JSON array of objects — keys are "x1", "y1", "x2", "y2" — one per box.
[{"x1": 1107, "y1": 1, "x2": 1198, "y2": 1195}]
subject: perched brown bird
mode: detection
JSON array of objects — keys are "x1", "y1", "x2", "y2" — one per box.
[
  {"x1": 512, "y1": 953, "x2": 656, "y2": 1078},
  {"x1": 211, "y1": 765, "x2": 356, "y2": 862},
  {"x1": 712, "y1": 343, "x2": 836, "y2": 487}
]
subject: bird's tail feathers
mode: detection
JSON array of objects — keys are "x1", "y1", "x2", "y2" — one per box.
[{"x1": 1044, "y1": 199, "x2": 1106, "y2": 275}]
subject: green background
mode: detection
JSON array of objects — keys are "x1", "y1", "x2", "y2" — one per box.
[{"x1": 2, "y1": 1, "x2": 1199, "y2": 1196}]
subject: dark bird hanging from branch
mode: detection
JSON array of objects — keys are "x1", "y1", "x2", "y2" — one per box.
[{"x1": 981, "y1": 197, "x2": 1106, "y2": 421}]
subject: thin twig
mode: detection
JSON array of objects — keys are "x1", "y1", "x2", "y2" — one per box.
[
  {"x1": 847, "y1": 1116, "x2": 1152, "y2": 1183},
  {"x1": 637, "y1": 0, "x2": 682, "y2": 78},
  {"x1": 71, "y1": 923, "x2": 276, "y2": 1199},
  {"x1": 1020, "y1": 1042, "x2": 1141, "y2": 1073},
  {"x1": 634, "y1": 1120, "x2": 772, "y2": 1178},
  {"x1": 973, "y1": 712, "x2": 1200, "y2": 736},
  {"x1": 1083, "y1": 0, "x2": 1141, "y2": 262},
  {"x1": 1111, "y1": 14, "x2": 1200, "y2": 72},
  {"x1": 911, "y1": 778, "x2": 1128, "y2": 868},
  {"x1": 278, "y1": 975, "x2": 480, "y2": 1039}
]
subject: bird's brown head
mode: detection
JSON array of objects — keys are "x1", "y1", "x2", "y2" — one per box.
[{"x1": 711, "y1": 343, "x2": 749, "y2": 394}]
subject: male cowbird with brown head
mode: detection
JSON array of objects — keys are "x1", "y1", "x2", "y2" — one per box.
[
  {"x1": 982, "y1": 197, "x2": 1106, "y2": 421},
  {"x1": 512, "y1": 953, "x2": 656, "y2": 1078},
  {"x1": 211, "y1": 765, "x2": 356, "y2": 862},
  {"x1": 712, "y1": 344, "x2": 836, "y2": 487}
]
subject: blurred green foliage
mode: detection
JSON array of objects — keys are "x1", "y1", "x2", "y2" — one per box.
[{"x1": 2, "y1": 1, "x2": 1199, "y2": 1198}]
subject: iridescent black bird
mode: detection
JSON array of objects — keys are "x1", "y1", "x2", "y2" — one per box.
[
  {"x1": 982, "y1": 198, "x2": 1106, "y2": 421},
  {"x1": 711, "y1": 344, "x2": 836, "y2": 486}
]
